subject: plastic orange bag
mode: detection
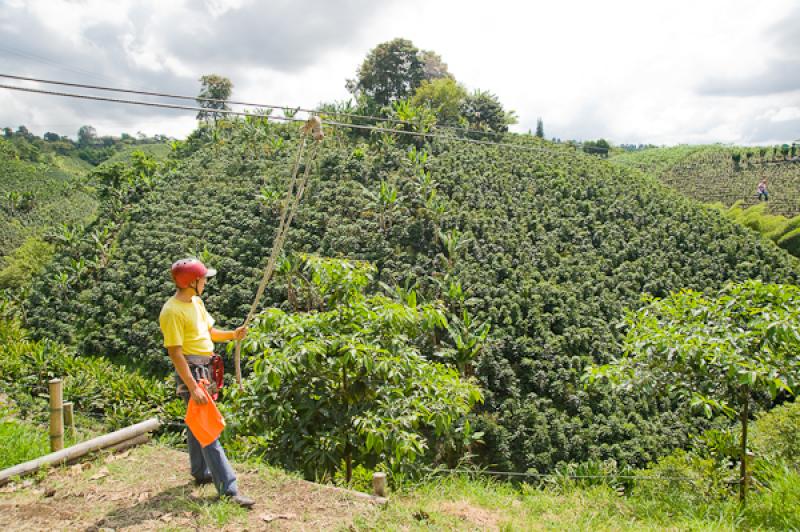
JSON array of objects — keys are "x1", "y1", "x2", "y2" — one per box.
[{"x1": 185, "y1": 383, "x2": 225, "y2": 447}]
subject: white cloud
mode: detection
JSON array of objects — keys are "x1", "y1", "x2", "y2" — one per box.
[
  {"x1": 0, "y1": 0, "x2": 798, "y2": 144},
  {"x1": 769, "y1": 107, "x2": 800, "y2": 123}
]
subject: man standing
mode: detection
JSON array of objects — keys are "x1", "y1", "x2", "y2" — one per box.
[
  {"x1": 756, "y1": 178, "x2": 769, "y2": 201},
  {"x1": 159, "y1": 258, "x2": 254, "y2": 508}
]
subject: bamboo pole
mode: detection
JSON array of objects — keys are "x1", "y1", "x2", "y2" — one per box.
[
  {"x1": 65, "y1": 434, "x2": 151, "y2": 465},
  {"x1": 372, "y1": 472, "x2": 387, "y2": 498},
  {"x1": 63, "y1": 401, "x2": 75, "y2": 437},
  {"x1": 48, "y1": 379, "x2": 64, "y2": 452},
  {"x1": 0, "y1": 418, "x2": 161, "y2": 486}
]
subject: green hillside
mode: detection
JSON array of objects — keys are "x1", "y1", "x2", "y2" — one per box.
[
  {"x1": 102, "y1": 142, "x2": 171, "y2": 165},
  {"x1": 612, "y1": 145, "x2": 800, "y2": 216},
  {"x1": 0, "y1": 140, "x2": 98, "y2": 288},
  {"x1": 24, "y1": 120, "x2": 800, "y2": 474}
]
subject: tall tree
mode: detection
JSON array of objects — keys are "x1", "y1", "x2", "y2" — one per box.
[
  {"x1": 347, "y1": 38, "x2": 426, "y2": 108},
  {"x1": 77, "y1": 125, "x2": 97, "y2": 147},
  {"x1": 196, "y1": 74, "x2": 233, "y2": 122},
  {"x1": 535, "y1": 118, "x2": 544, "y2": 138},
  {"x1": 460, "y1": 89, "x2": 517, "y2": 134},
  {"x1": 419, "y1": 50, "x2": 453, "y2": 81},
  {"x1": 410, "y1": 78, "x2": 467, "y2": 126},
  {"x1": 586, "y1": 281, "x2": 800, "y2": 505}
]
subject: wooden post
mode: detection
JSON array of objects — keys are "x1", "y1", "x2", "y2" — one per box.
[
  {"x1": 63, "y1": 402, "x2": 75, "y2": 437},
  {"x1": 372, "y1": 472, "x2": 387, "y2": 498},
  {"x1": 48, "y1": 379, "x2": 64, "y2": 452}
]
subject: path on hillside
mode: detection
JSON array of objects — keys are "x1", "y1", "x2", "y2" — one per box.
[{"x1": 0, "y1": 444, "x2": 378, "y2": 531}]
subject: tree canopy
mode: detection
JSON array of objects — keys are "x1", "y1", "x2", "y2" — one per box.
[
  {"x1": 196, "y1": 74, "x2": 233, "y2": 122},
  {"x1": 410, "y1": 78, "x2": 468, "y2": 127},
  {"x1": 347, "y1": 38, "x2": 427, "y2": 109},
  {"x1": 586, "y1": 280, "x2": 800, "y2": 503},
  {"x1": 460, "y1": 89, "x2": 517, "y2": 134}
]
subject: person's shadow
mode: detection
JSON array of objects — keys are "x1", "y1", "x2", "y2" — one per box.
[{"x1": 85, "y1": 481, "x2": 213, "y2": 531}]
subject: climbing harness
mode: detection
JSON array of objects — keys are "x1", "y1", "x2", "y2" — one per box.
[
  {"x1": 232, "y1": 115, "x2": 324, "y2": 388},
  {"x1": 210, "y1": 354, "x2": 225, "y2": 400}
]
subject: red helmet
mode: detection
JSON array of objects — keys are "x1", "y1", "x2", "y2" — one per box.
[{"x1": 171, "y1": 258, "x2": 217, "y2": 289}]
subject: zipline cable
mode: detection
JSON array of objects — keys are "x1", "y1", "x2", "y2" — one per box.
[
  {"x1": 0, "y1": 82, "x2": 608, "y2": 154},
  {"x1": 0, "y1": 73, "x2": 491, "y2": 138},
  {"x1": 0, "y1": 74, "x2": 613, "y2": 153}
]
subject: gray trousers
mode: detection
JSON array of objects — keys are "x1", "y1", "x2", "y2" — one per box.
[
  {"x1": 186, "y1": 420, "x2": 238, "y2": 496},
  {"x1": 178, "y1": 356, "x2": 238, "y2": 496}
]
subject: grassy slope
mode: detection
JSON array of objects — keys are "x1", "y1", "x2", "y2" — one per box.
[
  {"x1": 363, "y1": 473, "x2": 800, "y2": 531},
  {"x1": 1, "y1": 444, "x2": 796, "y2": 530},
  {"x1": 0, "y1": 152, "x2": 97, "y2": 262},
  {"x1": 103, "y1": 143, "x2": 171, "y2": 165},
  {"x1": 612, "y1": 146, "x2": 800, "y2": 216},
  {"x1": 0, "y1": 444, "x2": 377, "y2": 530}
]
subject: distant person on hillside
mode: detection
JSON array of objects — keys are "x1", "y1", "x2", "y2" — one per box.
[
  {"x1": 159, "y1": 258, "x2": 255, "y2": 509},
  {"x1": 756, "y1": 178, "x2": 769, "y2": 201}
]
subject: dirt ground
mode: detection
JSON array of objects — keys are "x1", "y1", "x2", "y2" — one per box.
[{"x1": 0, "y1": 444, "x2": 381, "y2": 531}]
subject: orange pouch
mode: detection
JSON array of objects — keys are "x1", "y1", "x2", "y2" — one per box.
[{"x1": 185, "y1": 385, "x2": 225, "y2": 447}]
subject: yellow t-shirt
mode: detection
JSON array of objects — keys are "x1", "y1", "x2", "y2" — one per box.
[{"x1": 159, "y1": 296, "x2": 215, "y2": 356}]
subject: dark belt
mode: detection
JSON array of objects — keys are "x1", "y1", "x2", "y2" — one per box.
[{"x1": 176, "y1": 356, "x2": 218, "y2": 399}]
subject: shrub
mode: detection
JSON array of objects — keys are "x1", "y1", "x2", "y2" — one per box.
[
  {"x1": 228, "y1": 255, "x2": 483, "y2": 482},
  {"x1": 0, "y1": 237, "x2": 54, "y2": 289},
  {"x1": 0, "y1": 317, "x2": 181, "y2": 430},
  {"x1": 751, "y1": 399, "x2": 800, "y2": 468}
]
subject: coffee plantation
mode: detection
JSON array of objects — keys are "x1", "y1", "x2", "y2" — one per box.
[
  {"x1": 22, "y1": 118, "x2": 800, "y2": 475},
  {"x1": 612, "y1": 145, "x2": 800, "y2": 216}
]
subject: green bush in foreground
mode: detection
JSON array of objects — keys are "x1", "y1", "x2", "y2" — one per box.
[
  {"x1": 587, "y1": 280, "x2": 800, "y2": 503},
  {"x1": 228, "y1": 255, "x2": 483, "y2": 482}
]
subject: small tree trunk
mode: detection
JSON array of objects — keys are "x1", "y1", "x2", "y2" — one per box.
[
  {"x1": 342, "y1": 364, "x2": 352, "y2": 484},
  {"x1": 739, "y1": 386, "x2": 749, "y2": 506},
  {"x1": 287, "y1": 276, "x2": 298, "y2": 311},
  {"x1": 345, "y1": 442, "x2": 353, "y2": 484}
]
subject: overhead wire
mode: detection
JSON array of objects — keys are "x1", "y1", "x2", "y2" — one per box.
[
  {"x1": 0, "y1": 80, "x2": 610, "y2": 155},
  {"x1": 0, "y1": 73, "x2": 509, "y2": 138}
]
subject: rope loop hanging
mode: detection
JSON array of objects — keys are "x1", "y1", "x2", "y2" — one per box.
[{"x1": 233, "y1": 115, "x2": 323, "y2": 387}]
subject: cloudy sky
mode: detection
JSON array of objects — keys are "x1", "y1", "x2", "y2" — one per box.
[{"x1": 1, "y1": 0, "x2": 798, "y2": 145}]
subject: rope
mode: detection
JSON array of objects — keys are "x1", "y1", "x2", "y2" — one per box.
[{"x1": 232, "y1": 116, "x2": 324, "y2": 387}]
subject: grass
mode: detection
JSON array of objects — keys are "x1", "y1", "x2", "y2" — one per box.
[
  {"x1": 2, "y1": 436, "x2": 797, "y2": 530},
  {"x1": 1, "y1": 443, "x2": 377, "y2": 530},
  {"x1": 0, "y1": 414, "x2": 50, "y2": 470},
  {"x1": 352, "y1": 472, "x2": 800, "y2": 531}
]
